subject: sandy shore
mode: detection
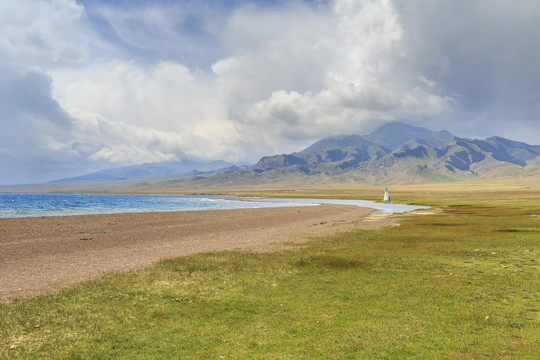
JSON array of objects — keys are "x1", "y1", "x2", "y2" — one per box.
[{"x1": 0, "y1": 204, "x2": 384, "y2": 303}]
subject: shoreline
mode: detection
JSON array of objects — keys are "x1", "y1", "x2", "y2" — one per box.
[
  {"x1": 0, "y1": 193, "x2": 427, "y2": 219},
  {"x1": 0, "y1": 204, "x2": 384, "y2": 303},
  {"x1": 0, "y1": 193, "x2": 319, "y2": 219}
]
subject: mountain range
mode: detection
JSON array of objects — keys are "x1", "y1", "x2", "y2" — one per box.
[
  {"x1": 50, "y1": 122, "x2": 540, "y2": 187},
  {"x1": 204, "y1": 122, "x2": 540, "y2": 185}
]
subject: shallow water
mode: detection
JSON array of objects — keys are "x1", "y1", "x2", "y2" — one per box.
[
  {"x1": 254, "y1": 198, "x2": 429, "y2": 215},
  {"x1": 0, "y1": 193, "x2": 428, "y2": 218}
]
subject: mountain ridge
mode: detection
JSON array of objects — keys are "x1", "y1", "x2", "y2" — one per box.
[
  {"x1": 46, "y1": 122, "x2": 540, "y2": 187},
  {"x1": 205, "y1": 122, "x2": 540, "y2": 185}
]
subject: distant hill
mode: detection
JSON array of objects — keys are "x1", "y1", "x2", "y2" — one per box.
[
  {"x1": 203, "y1": 122, "x2": 540, "y2": 185},
  {"x1": 52, "y1": 160, "x2": 244, "y2": 183}
]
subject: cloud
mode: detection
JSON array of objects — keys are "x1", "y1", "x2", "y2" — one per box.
[
  {"x1": 91, "y1": 0, "x2": 227, "y2": 67},
  {"x1": 217, "y1": 0, "x2": 454, "y2": 151},
  {"x1": 57, "y1": 60, "x2": 247, "y2": 160},
  {"x1": 393, "y1": 0, "x2": 540, "y2": 140},
  {"x1": 0, "y1": 0, "x2": 89, "y2": 69},
  {"x1": 0, "y1": 61, "x2": 240, "y2": 184},
  {"x1": 1, "y1": 0, "x2": 539, "y2": 184},
  {"x1": 0, "y1": 66, "x2": 86, "y2": 183}
]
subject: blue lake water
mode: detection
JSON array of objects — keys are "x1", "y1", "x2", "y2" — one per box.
[{"x1": 0, "y1": 193, "x2": 428, "y2": 219}]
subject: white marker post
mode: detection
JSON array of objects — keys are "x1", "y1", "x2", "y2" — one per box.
[{"x1": 383, "y1": 186, "x2": 390, "y2": 202}]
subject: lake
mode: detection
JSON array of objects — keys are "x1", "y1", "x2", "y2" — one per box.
[{"x1": 0, "y1": 193, "x2": 428, "y2": 218}]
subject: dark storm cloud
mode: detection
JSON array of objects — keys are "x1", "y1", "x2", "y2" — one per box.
[
  {"x1": 394, "y1": 0, "x2": 540, "y2": 141},
  {"x1": 0, "y1": 67, "x2": 96, "y2": 184}
]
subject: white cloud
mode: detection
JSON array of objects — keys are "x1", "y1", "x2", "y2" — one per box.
[
  {"x1": 1, "y1": 0, "x2": 539, "y2": 184},
  {"x1": 93, "y1": 1, "x2": 225, "y2": 68},
  {"x1": 221, "y1": 0, "x2": 453, "y2": 152},
  {"x1": 88, "y1": 145, "x2": 176, "y2": 164},
  {"x1": 56, "y1": 60, "x2": 246, "y2": 162},
  {"x1": 0, "y1": 0, "x2": 457, "y2": 183},
  {"x1": 0, "y1": 0, "x2": 89, "y2": 70}
]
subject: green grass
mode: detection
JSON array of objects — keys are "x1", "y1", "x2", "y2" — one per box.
[{"x1": 1, "y1": 195, "x2": 539, "y2": 359}]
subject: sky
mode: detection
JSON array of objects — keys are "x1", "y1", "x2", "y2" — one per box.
[{"x1": 1, "y1": 0, "x2": 539, "y2": 185}]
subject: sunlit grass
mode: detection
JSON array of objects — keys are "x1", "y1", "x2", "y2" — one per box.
[{"x1": 1, "y1": 187, "x2": 539, "y2": 359}]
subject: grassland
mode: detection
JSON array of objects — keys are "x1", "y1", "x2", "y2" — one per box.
[{"x1": 1, "y1": 182, "x2": 539, "y2": 359}]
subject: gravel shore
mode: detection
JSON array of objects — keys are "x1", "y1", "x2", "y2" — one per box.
[{"x1": 0, "y1": 204, "x2": 379, "y2": 302}]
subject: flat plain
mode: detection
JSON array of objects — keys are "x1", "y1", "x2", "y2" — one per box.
[{"x1": 1, "y1": 179, "x2": 539, "y2": 359}]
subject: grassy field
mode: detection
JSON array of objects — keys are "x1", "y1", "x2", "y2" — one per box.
[{"x1": 1, "y1": 183, "x2": 539, "y2": 359}]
